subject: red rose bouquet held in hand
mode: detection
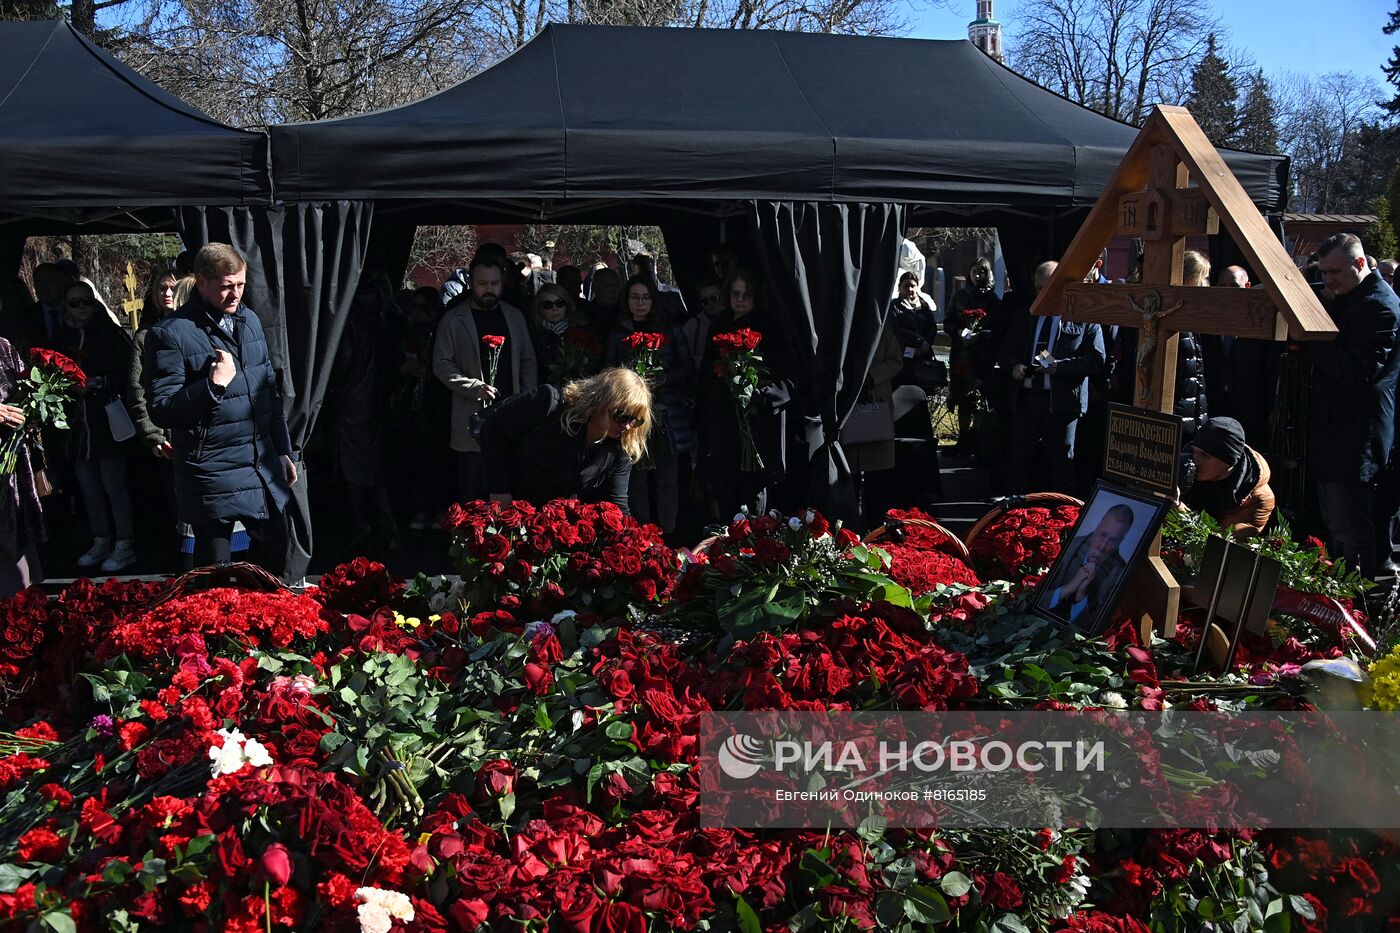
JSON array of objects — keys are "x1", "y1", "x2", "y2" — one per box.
[
  {"x1": 710, "y1": 328, "x2": 766, "y2": 472},
  {"x1": 479, "y1": 334, "x2": 506, "y2": 394},
  {"x1": 0, "y1": 349, "x2": 86, "y2": 476},
  {"x1": 959, "y1": 307, "x2": 988, "y2": 343},
  {"x1": 621, "y1": 330, "x2": 667, "y2": 382},
  {"x1": 550, "y1": 328, "x2": 604, "y2": 385}
]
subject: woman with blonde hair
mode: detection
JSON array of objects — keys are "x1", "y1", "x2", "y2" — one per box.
[{"x1": 480, "y1": 367, "x2": 652, "y2": 513}]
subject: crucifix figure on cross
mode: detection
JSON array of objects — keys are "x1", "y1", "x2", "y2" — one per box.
[
  {"x1": 1128, "y1": 290, "x2": 1184, "y2": 406},
  {"x1": 1032, "y1": 104, "x2": 1338, "y2": 641}
]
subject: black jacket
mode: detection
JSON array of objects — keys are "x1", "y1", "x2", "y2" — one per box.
[
  {"x1": 142, "y1": 294, "x2": 293, "y2": 524},
  {"x1": 480, "y1": 385, "x2": 632, "y2": 512},
  {"x1": 1114, "y1": 329, "x2": 1209, "y2": 435},
  {"x1": 1307, "y1": 271, "x2": 1400, "y2": 484},
  {"x1": 696, "y1": 306, "x2": 795, "y2": 485},
  {"x1": 53, "y1": 317, "x2": 137, "y2": 461},
  {"x1": 997, "y1": 306, "x2": 1105, "y2": 416}
]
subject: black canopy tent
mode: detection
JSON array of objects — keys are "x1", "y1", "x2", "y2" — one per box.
[
  {"x1": 0, "y1": 19, "x2": 271, "y2": 231},
  {"x1": 268, "y1": 25, "x2": 1286, "y2": 219}
]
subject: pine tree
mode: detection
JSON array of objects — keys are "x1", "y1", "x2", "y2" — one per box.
[
  {"x1": 1388, "y1": 165, "x2": 1400, "y2": 251},
  {"x1": 1236, "y1": 70, "x2": 1279, "y2": 154},
  {"x1": 1367, "y1": 197, "x2": 1399, "y2": 260},
  {"x1": 1384, "y1": 2, "x2": 1400, "y2": 115},
  {"x1": 1186, "y1": 34, "x2": 1238, "y2": 146}
]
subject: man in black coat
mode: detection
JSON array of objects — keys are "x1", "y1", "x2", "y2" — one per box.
[
  {"x1": 143, "y1": 244, "x2": 297, "y2": 576},
  {"x1": 1308, "y1": 232, "x2": 1400, "y2": 579},
  {"x1": 998, "y1": 261, "x2": 1106, "y2": 495}
]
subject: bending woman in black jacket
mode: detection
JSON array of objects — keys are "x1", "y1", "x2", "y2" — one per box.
[{"x1": 481, "y1": 367, "x2": 653, "y2": 513}]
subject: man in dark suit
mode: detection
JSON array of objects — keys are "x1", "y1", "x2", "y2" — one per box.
[
  {"x1": 1042, "y1": 503, "x2": 1136, "y2": 628},
  {"x1": 1307, "y1": 233, "x2": 1400, "y2": 579},
  {"x1": 998, "y1": 260, "x2": 1106, "y2": 494}
]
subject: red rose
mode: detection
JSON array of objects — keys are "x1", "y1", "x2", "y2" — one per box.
[
  {"x1": 523, "y1": 662, "x2": 553, "y2": 695},
  {"x1": 259, "y1": 843, "x2": 293, "y2": 888},
  {"x1": 448, "y1": 898, "x2": 490, "y2": 930},
  {"x1": 475, "y1": 533, "x2": 511, "y2": 561},
  {"x1": 977, "y1": 871, "x2": 1022, "y2": 909},
  {"x1": 477, "y1": 759, "x2": 516, "y2": 797},
  {"x1": 597, "y1": 901, "x2": 646, "y2": 933}
]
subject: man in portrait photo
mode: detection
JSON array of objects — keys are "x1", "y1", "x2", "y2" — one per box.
[{"x1": 1041, "y1": 503, "x2": 1136, "y2": 628}]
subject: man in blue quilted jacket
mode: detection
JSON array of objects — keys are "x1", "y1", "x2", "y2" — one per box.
[{"x1": 143, "y1": 243, "x2": 296, "y2": 576}]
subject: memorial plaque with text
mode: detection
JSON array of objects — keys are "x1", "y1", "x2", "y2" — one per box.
[{"x1": 1103, "y1": 404, "x2": 1182, "y2": 497}]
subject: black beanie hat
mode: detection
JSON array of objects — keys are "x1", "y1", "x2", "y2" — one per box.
[{"x1": 1192, "y1": 417, "x2": 1247, "y2": 467}]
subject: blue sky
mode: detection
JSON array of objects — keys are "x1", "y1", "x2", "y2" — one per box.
[{"x1": 907, "y1": 0, "x2": 1395, "y2": 82}]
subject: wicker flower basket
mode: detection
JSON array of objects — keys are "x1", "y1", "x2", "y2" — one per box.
[
  {"x1": 864, "y1": 517, "x2": 970, "y2": 561},
  {"x1": 964, "y1": 492, "x2": 1085, "y2": 549}
]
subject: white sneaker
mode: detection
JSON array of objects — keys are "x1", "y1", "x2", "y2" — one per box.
[
  {"x1": 100, "y1": 539, "x2": 137, "y2": 574},
  {"x1": 77, "y1": 537, "x2": 113, "y2": 568}
]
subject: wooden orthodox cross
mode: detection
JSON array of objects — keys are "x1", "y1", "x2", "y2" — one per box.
[
  {"x1": 1032, "y1": 105, "x2": 1337, "y2": 640},
  {"x1": 121, "y1": 262, "x2": 144, "y2": 328}
]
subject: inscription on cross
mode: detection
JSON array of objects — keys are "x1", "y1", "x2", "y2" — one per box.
[{"x1": 1031, "y1": 104, "x2": 1337, "y2": 640}]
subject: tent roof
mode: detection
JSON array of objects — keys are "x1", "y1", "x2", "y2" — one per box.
[
  {"x1": 0, "y1": 20, "x2": 270, "y2": 217},
  {"x1": 270, "y1": 24, "x2": 1288, "y2": 217}
]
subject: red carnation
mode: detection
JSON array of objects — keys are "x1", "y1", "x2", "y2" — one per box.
[
  {"x1": 17, "y1": 827, "x2": 66, "y2": 863},
  {"x1": 480, "y1": 334, "x2": 506, "y2": 351}
]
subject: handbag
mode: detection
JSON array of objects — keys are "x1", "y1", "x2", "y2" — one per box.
[
  {"x1": 105, "y1": 399, "x2": 136, "y2": 443},
  {"x1": 840, "y1": 397, "x2": 896, "y2": 446}
]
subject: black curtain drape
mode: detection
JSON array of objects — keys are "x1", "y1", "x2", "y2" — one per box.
[
  {"x1": 177, "y1": 200, "x2": 375, "y2": 579},
  {"x1": 747, "y1": 200, "x2": 905, "y2": 523},
  {"x1": 995, "y1": 211, "x2": 1087, "y2": 295}
]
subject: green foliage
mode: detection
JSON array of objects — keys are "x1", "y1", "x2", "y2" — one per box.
[
  {"x1": 1161, "y1": 509, "x2": 1371, "y2": 601},
  {"x1": 1186, "y1": 34, "x2": 1238, "y2": 146},
  {"x1": 1366, "y1": 196, "x2": 1399, "y2": 260},
  {"x1": 1236, "y1": 69, "x2": 1279, "y2": 154}
]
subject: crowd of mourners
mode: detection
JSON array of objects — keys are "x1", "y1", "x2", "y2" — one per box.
[{"x1": 0, "y1": 228, "x2": 1394, "y2": 596}]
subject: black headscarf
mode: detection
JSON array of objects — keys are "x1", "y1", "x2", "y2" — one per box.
[{"x1": 1183, "y1": 417, "x2": 1260, "y2": 519}]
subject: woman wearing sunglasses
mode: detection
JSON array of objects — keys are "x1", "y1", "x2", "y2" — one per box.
[
  {"x1": 529, "y1": 283, "x2": 583, "y2": 384},
  {"x1": 479, "y1": 367, "x2": 652, "y2": 513},
  {"x1": 56, "y1": 278, "x2": 139, "y2": 573}
]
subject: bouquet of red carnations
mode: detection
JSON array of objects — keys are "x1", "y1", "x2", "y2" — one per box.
[
  {"x1": 959, "y1": 307, "x2": 987, "y2": 343},
  {"x1": 0, "y1": 349, "x2": 86, "y2": 477},
  {"x1": 711, "y1": 328, "x2": 766, "y2": 472}
]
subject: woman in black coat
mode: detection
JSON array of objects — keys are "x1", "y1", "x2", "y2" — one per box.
[
  {"x1": 481, "y1": 367, "x2": 653, "y2": 513},
  {"x1": 696, "y1": 267, "x2": 795, "y2": 520},
  {"x1": 56, "y1": 278, "x2": 138, "y2": 572},
  {"x1": 604, "y1": 275, "x2": 695, "y2": 534}
]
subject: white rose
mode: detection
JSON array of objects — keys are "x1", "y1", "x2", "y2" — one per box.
[{"x1": 788, "y1": 517, "x2": 802, "y2": 530}]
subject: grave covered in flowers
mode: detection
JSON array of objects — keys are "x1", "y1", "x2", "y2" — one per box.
[{"x1": 0, "y1": 497, "x2": 1393, "y2": 932}]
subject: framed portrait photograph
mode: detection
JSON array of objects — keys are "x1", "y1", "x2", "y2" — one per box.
[{"x1": 1031, "y1": 482, "x2": 1169, "y2": 636}]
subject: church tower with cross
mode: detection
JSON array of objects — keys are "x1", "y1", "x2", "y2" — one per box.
[{"x1": 968, "y1": 0, "x2": 1004, "y2": 64}]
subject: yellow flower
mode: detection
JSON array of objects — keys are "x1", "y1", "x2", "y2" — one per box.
[
  {"x1": 392, "y1": 612, "x2": 422, "y2": 631},
  {"x1": 1364, "y1": 646, "x2": 1400, "y2": 710}
]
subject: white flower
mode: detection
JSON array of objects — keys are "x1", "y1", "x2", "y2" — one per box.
[
  {"x1": 804, "y1": 510, "x2": 816, "y2": 524},
  {"x1": 356, "y1": 887, "x2": 415, "y2": 923},
  {"x1": 357, "y1": 902, "x2": 393, "y2": 933},
  {"x1": 427, "y1": 592, "x2": 448, "y2": 613},
  {"x1": 788, "y1": 517, "x2": 802, "y2": 530},
  {"x1": 733, "y1": 512, "x2": 747, "y2": 523},
  {"x1": 550, "y1": 610, "x2": 577, "y2": 626},
  {"x1": 1100, "y1": 691, "x2": 1128, "y2": 710},
  {"x1": 208, "y1": 728, "x2": 272, "y2": 779}
]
